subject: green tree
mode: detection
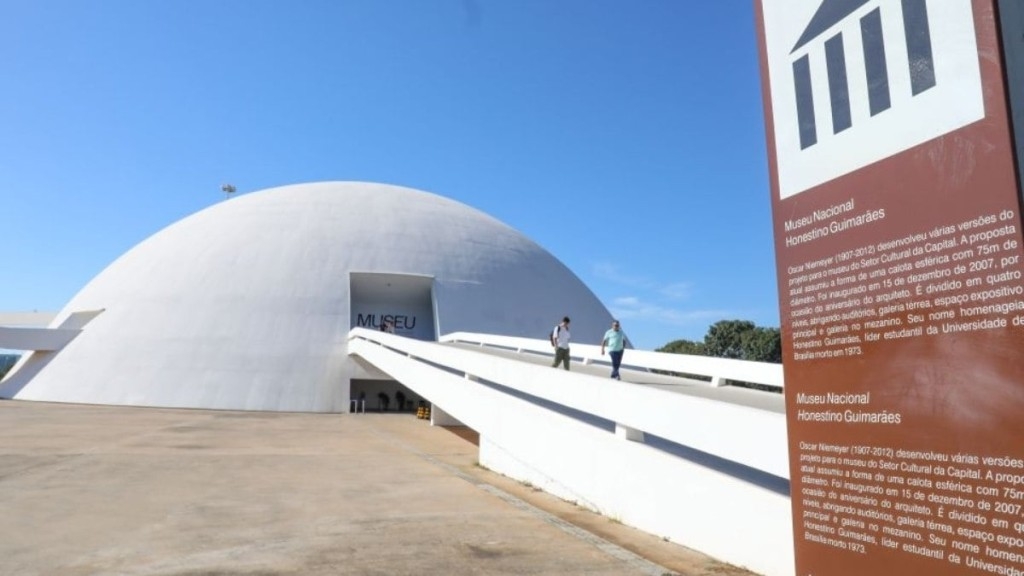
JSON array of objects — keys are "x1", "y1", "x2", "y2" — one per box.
[
  {"x1": 703, "y1": 320, "x2": 756, "y2": 359},
  {"x1": 657, "y1": 320, "x2": 782, "y2": 392},
  {"x1": 741, "y1": 326, "x2": 782, "y2": 364},
  {"x1": 655, "y1": 338, "x2": 705, "y2": 356},
  {"x1": 658, "y1": 320, "x2": 782, "y2": 364}
]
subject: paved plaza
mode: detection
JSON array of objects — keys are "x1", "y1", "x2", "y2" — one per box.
[{"x1": 0, "y1": 400, "x2": 758, "y2": 576}]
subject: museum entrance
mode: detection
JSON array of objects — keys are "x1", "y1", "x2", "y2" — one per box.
[
  {"x1": 350, "y1": 379, "x2": 421, "y2": 413},
  {"x1": 348, "y1": 272, "x2": 436, "y2": 413},
  {"x1": 348, "y1": 272, "x2": 436, "y2": 340}
]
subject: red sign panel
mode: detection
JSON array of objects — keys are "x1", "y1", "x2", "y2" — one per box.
[{"x1": 756, "y1": 1, "x2": 1024, "y2": 574}]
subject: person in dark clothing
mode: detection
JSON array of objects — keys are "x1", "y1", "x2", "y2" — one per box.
[{"x1": 550, "y1": 316, "x2": 571, "y2": 370}]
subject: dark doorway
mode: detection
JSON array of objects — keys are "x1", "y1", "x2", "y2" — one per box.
[{"x1": 351, "y1": 379, "x2": 420, "y2": 412}]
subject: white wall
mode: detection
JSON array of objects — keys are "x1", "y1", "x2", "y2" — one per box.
[
  {"x1": 348, "y1": 329, "x2": 794, "y2": 576},
  {"x1": 0, "y1": 312, "x2": 58, "y2": 328}
]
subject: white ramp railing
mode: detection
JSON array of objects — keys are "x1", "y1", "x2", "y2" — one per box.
[
  {"x1": 440, "y1": 331, "x2": 784, "y2": 389},
  {"x1": 0, "y1": 326, "x2": 81, "y2": 351},
  {"x1": 348, "y1": 328, "x2": 794, "y2": 576},
  {"x1": 0, "y1": 311, "x2": 58, "y2": 327},
  {"x1": 0, "y1": 309, "x2": 104, "y2": 352}
]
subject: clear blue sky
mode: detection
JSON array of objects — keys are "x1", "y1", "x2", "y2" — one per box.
[{"x1": 0, "y1": 0, "x2": 778, "y2": 351}]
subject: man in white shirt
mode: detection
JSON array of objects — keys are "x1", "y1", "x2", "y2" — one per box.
[{"x1": 550, "y1": 316, "x2": 571, "y2": 370}]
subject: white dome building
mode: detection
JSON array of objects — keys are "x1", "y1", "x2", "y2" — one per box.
[{"x1": 1, "y1": 182, "x2": 614, "y2": 412}]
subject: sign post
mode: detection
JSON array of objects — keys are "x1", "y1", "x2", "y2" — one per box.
[{"x1": 756, "y1": 1, "x2": 1024, "y2": 573}]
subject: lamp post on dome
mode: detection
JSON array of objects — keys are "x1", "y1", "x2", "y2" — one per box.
[{"x1": 220, "y1": 183, "x2": 237, "y2": 200}]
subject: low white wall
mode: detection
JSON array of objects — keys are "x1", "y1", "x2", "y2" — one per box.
[
  {"x1": 479, "y1": 424, "x2": 793, "y2": 576},
  {"x1": 0, "y1": 311, "x2": 59, "y2": 328},
  {"x1": 348, "y1": 329, "x2": 794, "y2": 576},
  {"x1": 0, "y1": 327, "x2": 80, "y2": 351},
  {"x1": 0, "y1": 310, "x2": 104, "y2": 352},
  {"x1": 441, "y1": 331, "x2": 785, "y2": 389}
]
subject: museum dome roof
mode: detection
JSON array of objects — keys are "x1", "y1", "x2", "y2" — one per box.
[{"x1": 2, "y1": 182, "x2": 613, "y2": 412}]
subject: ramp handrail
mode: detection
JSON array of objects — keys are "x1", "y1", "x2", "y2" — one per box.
[
  {"x1": 439, "y1": 331, "x2": 784, "y2": 390},
  {"x1": 0, "y1": 310, "x2": 105, "y2": 352}
]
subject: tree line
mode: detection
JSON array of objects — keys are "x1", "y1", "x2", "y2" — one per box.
[
  {"x1": 654, "y1": 320, "x2": 781, "y2": 393},
  {"x1": 657, "y1": 320, "x2": 781, "y2": 364}
]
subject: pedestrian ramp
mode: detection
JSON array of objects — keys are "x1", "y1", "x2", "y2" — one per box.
[{"x1": 347, "y1": 328, "x2": 794, "y2": 576}]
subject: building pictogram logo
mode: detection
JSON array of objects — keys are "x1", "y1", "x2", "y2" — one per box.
[
  {"x1": 791, "y1": 0, "x2": 937, "y2": 149},
  {"x1": 763, "y1": 0, "x2": 984, "y2": 199}
]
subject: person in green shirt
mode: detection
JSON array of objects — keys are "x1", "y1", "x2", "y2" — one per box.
[{"x1": 600, "y1": 320, "x2": 626, "y2": 380}]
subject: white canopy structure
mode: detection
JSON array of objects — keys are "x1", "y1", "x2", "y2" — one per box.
[{"x1": 1, "y1": 182, "x2": 614, "y2": 411}]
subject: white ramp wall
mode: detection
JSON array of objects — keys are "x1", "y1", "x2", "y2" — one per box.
[{"x1": 349, "y1": 329, "x2": 794, "y2": 576}]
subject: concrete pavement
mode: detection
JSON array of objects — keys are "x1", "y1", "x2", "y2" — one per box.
[{"x1": 0, "y1": 400, "x2": 759, "y2": 576}]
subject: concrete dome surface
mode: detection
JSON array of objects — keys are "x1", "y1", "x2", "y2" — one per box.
[{"x1": 1, "y1": 182, "x2": 614, "y2": 412}]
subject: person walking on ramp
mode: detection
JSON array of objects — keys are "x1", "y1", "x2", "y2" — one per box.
[
  {"x1": 601, "y1": 320, "x2": 626, "y2": 380},
  {"x1": 550, "y1": 316, "x2": 572, "y2": 370}
]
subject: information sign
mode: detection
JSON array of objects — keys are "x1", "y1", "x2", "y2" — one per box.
[{"x1": 756, "y1": 1, "x2": 1024, "y2": 573}]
